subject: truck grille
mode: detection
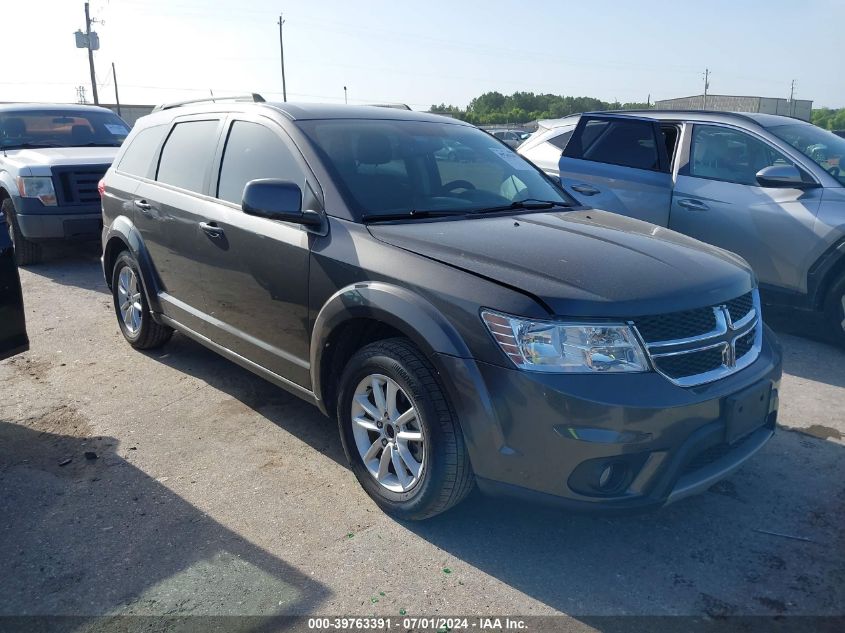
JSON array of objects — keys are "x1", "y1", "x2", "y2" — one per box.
[
  {"x1": 52, "y1": 166, "x2": 109, "y2": 206},
  {"x1": 632, "y1": 291, "x2": 761, "y2": 387}
]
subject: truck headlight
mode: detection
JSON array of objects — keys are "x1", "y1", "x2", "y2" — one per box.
[
  {"x1": 17, "y1": 177, "x2": 57, "y2": 206},
  {"x1": 481, "y1": 309, "x2": 649, "y2": 373}
]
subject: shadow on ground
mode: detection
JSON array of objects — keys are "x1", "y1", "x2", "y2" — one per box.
[
  {"x1": 19, "y1": 241, "x2": 107, "y2": 294},
  {"x1": 0, "y1": 417, "x2": 330, "y2": 631}
]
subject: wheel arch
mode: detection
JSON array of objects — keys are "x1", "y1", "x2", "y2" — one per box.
[
  {"x1": 808, "y1": 235, "x2": 845, "y2": 310},
  {"x1": 310, "y1": 282, "x2": 472, "y2": 417},
  {"x1": 102, "y1": 215, "x2": 163, "y2": 313}
]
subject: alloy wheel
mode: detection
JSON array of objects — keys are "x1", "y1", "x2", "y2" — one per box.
[
  {"x1": 350, "y1": 373, "x2": 425, "y2": 493},
  {"x1": 117, "y1": 266, "x2": 143, "y2": 336}
]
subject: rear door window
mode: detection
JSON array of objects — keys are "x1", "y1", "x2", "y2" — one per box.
[
  {"x1": 547, "y1": 128, "x2": 575, "y2": 150},
  {"x1": 156, "y1": 120, "x2": 220, "y2": 194},
  {"x1": 564, "y1": 116, "x2": 666, "y2": 171},
  {"x1": 117, "y1": 124, "x2": 167, "y2": 178},
  {"x1": 216, "y1": 120, "x2": 306, "y2": 205}
]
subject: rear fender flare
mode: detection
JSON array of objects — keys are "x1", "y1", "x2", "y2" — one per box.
[{"x1": 102, "y1": 215, "x2": 162, "y2": 314}]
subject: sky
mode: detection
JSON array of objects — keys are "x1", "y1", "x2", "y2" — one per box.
[{"x1": 2, "y1": 0, "x2": 843, "y2": 110}]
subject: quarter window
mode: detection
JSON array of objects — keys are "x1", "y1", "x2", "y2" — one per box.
[
  {"x1": 217, "y1": 121, "x2": 304, "y2": 205},
  {"x1": 156, "y1": 120, "x2": 220, "y2": 194},
  {"x1": 690, "y1": 125, "x2": 793, "y2": 186},
  {"x1": 117, "y1": 124, "x2": 167, "y2": 178}
]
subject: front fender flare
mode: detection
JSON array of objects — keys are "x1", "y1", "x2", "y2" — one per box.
[
  {"x1": 102, "y1": 215, "x2": 162, "y2": 314},
  {"x1": 310, "y1": 281, "x2": 473, "y2": 408}
]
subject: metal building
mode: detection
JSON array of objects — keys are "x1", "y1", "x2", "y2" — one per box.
[{"x1": 653, "y1": 94, "x2": 813, "y2": 122}]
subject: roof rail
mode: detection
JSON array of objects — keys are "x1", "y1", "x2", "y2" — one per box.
[
  {"x1": 152, "y1": 93, "x2": 266, "y2": 112},
  {"x1": 368, "y1": 103, "x2": 412, "y2": 110}
]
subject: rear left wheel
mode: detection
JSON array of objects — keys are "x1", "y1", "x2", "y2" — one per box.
[{"x1": 111, "y1": 251, "x2": 173, "y2": 349}]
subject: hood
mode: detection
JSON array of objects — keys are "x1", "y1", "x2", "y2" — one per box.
[
  {"x1": 368, "y1": 209, "x2": 754, "y2": 318},
  {"x1": 2, "y1": 147, "x2": 118, "y2": 174}
]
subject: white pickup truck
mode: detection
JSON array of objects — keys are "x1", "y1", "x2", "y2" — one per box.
[{"x1": 0, "y1": 104, "x2": 128, "y2": 264}]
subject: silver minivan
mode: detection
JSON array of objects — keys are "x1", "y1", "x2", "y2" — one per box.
[{"x1": 519, "y1": 111, "x2": 845, "y2": 344}]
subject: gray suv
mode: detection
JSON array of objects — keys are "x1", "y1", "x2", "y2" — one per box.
[
  {"x1": 518, "y1": 111, "x2": 845, "y2": 344},
  {"x1": 0, "y1": 104, "x2": 129, "y2": 264},
  {"x1": 101, "y1": 97, "x2": 782, "y2": 519}
]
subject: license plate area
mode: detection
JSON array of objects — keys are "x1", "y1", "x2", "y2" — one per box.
[{"x1": 725, "y1": 381, "x2": 771, "y2": 445}]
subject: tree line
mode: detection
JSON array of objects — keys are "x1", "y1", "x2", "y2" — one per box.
[
  {"x1": 429, "y1": 91, "x2": 649, "y2": 125},
  {"x1": 431, "y1": 91, "x2": 845, "y2": 130}
]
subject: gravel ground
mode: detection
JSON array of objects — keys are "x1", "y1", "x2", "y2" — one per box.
[{"x1": 1, "y1": 244, "x2": 843, "y2": 630}]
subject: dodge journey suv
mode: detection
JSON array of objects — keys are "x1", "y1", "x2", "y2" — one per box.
[{"x1": 100, "y1": 96, "x2": 782, "y2": 519}]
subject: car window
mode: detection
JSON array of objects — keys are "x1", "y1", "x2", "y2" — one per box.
[
  {"x1": 691, "y1": 125, "x2": 793, "y2": 186},
  {"x1": 298, "y1": 119, "x2": 570, "y2": 218},
  {"x1": 0, "y1": 109, "x2": 129, "y2": 149},
  {"x1": 116, "y1": 124, "x2": 168, "y2": 178},
  {"x1": 567, "y1": 118, "x2": 661, "y2": 171},
  {"x1": 768, "y1": 123, "x2": 845, "y2": 186},
  {"x1": 217, "y1": 121, "x2": 306, "y2": 205},
  {"x1": 156, "y1": 120, "x2": 220, "y2": 194},
  {"x1": 548, "y1": 129, "x2": 574, "y2": 150}
]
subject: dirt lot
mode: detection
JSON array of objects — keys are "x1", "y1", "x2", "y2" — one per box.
[{"x1": 1, "y1": 244, "x2": 843, "y2": 629}]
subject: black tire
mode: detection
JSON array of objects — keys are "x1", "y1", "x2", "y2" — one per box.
[
  {"x1": 337, "y1": 338, "x2": 474, "y2": 520},
  {"x1": 2, "y1": 198, "x2": 42, "y2": 266},
  {"x1": 111, "y1": 251, "x2": 173, "y2": 349},
  {"x1": 824, "y1": 273, "x2": 845, "y2": 347}
]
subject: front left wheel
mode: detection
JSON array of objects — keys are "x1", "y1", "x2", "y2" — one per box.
[
  {"x1": 824, "y1": 272, "x2": 845, "y2": 347},
  {"x1": 111, "y1": 251, "x2": 173, "y2": 349},
  {"x1": 337, "y1": 338, "x2": 474, "y2": 520}
]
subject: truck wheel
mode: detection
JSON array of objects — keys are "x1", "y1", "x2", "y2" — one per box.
[
  {"x1": 824, "y1": 272, "x2": 845, "y2": 347},
  {"x1": 111, "y1": 251, "x2": 173, "y2": 349},
  {"x1": 2, "y1": 199, "x2": 42, "y2": 266},
  {"x1": 337, "y1": 338, "x2": 474, "y2": 520}
]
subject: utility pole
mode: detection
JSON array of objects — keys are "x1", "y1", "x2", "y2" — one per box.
[
  {"x1": 789, "y1": 79, "x2": 795, "y2": 116},
  {"x1": 344, "y1": 86, "x2": 348, "y2": 104},
  {"x1": 112, "y1": 63, "x2": 121, "y2": 116},
  {"x1": 84, "y1": 2, "x2": 99, "y2": 105},
  {"x1": 277, "y1": 14, "x2": 287, "y2": 102},
  {"x1": 702, "y1": 68, "x2": 710, "y2": 109}
]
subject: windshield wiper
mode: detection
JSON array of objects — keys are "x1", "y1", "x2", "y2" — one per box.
[
  {"x1": 73, "y1": 142, "x2": 123, "y2": 147},
  {"x1": 362, "y1": 209, "x2": 470, "y2": 223},
  {"x1": 0, "y1": 142, "x2": 65, "y2": 150},
  {"x1": 468, "y1": 199, "x2": 573, "y2": 215}
]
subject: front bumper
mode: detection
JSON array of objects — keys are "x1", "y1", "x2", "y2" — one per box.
[
  {"x1": 15, "y1": 198, "x2": 102, "y2": 241},
  {"x1": 436, "y1": 325, "x2": 783, "y2": 511}
]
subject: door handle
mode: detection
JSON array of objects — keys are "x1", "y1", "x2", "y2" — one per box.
[
  {"x1": 571, "y1": 184, "x2": 600, "y2": 196},
  {"x1": 677, "y1": 198, "x2": 709, "y2": 211},
  {"x1": 199, "y1": 221, "x2": 225, "y2": 238},
  {"x1": 134, "y1": 199, "x2": 152, "y2": 216}
]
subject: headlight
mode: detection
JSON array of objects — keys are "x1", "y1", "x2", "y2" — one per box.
[
  {"x1": 17, "y1": 176, "x2": 57, "y2": 206},
  {"x1": 481, "y1": 309, "x2": 649, "y2": 373}
]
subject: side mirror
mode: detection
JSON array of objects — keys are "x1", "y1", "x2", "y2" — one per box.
[
  {"x1": 241, "y1": 179, "x2": 322, "y2": 226},
  {"x1": 755, "y1": 164, "x2": 808, "y2": 188}
]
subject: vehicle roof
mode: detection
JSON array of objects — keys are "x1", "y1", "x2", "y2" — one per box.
[
  {"x1": 0, "y1": 103, "x2": 116, "y2": 114},
  {"x1": 538, "y1": 110, "x2": 813, "y2": 130},
  {"x1": 140, "y1": 101, "x2": 472, "y2": 127}
]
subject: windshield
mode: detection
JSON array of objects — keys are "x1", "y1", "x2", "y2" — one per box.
[
  {"x1": 0, "y1": 109, "x2": 130, "y2": 150},
  {"x1": 768, "y1": 123, "x2": 845, "y2": 186},
  {"x1": 297, "y1": 119, "x2": 571, "y2": 219}
]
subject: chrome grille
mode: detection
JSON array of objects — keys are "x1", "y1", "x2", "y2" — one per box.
[{"x1": 632, "y1": 290, "x2": 762, "y2": 387}]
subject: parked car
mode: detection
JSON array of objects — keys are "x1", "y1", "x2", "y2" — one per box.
[
  {"x1": 101, "y1": 97, "x2": 782, "y2": 519},
  {"x1": 433, "y1": 139, "x2": 477, "y2": 162},
  {"x1": 519, "y1": 111, "x2": 845, "y2": 344},
  {"x1": 0, "y1": 212, "x2": 29, "y2": 360},
  {"x1": 487, "y1": 128, "x2": 525, "y2": 148},
  {"x1": 0, "y1": 104, "x2": 130, "y2": 265}
]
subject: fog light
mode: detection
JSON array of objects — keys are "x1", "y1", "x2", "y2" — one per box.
[
  {"x1": 599, "y1": 464, "x2": 614, "y2": 489},
  {"x1": 568, "y1": 456, "x2": 644, "y2": 497}
]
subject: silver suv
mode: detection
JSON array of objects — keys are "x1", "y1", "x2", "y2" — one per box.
[{"x1": 519, "y1": 111, "x2": 845, "y2": 344}]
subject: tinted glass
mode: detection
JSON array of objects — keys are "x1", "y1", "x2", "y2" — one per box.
[
  {"x1": 576, "y1": 119, "x2": 660, "y2": 170},
  {"x1": 548, "y1": 129, "x2": 574, "y2": 150},
  {"x1": 298, "y1": 120, "x2": 570, "y2": 218},
  {"x1": 0, "y1": 109, "x2": 130, "y2": 149},
  {"x1": 691, "y1": 125, "x2": 793, "y2": 186},
  {"x1": 768, "y1": 123, "x2": 845, "y2": 186},
  {"x1": 117, "y1": 124, "x2": 167, "y2": 177},
  {"x1": 156, "y1": 120, "x2": 219, "y2": 194},
  {"x1": 217, "y1": 121, "x2": 305, "y2": 204}
]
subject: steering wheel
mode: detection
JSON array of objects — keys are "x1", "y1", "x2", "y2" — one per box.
[
  {"x1": 440, "y1": 180, "x2": 476, "y2": 194},
  {"x1": 827, "y1": 165, "x2": 841, "y2": 178}
]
